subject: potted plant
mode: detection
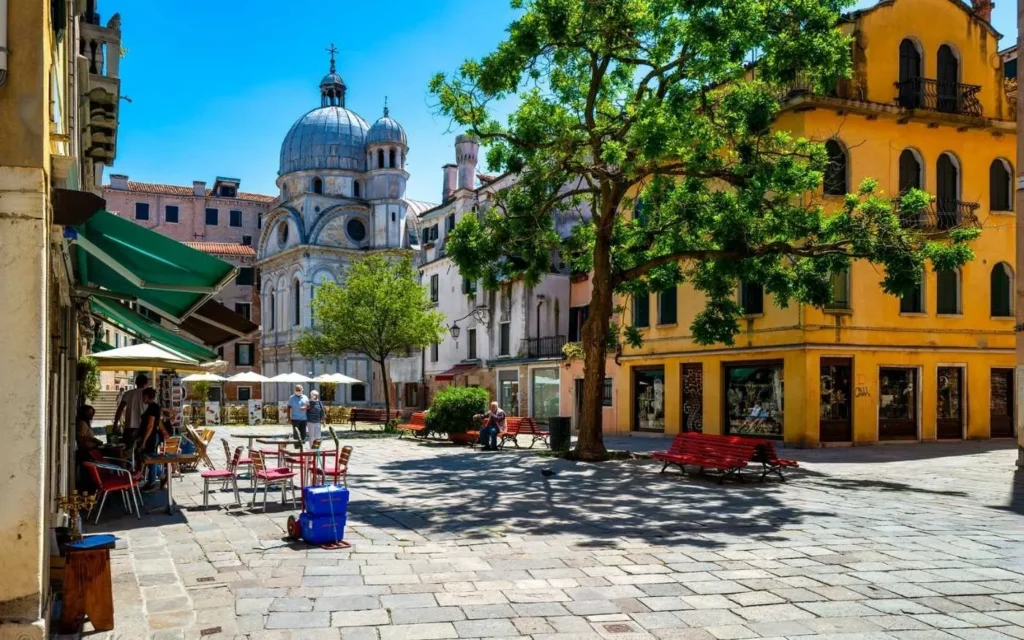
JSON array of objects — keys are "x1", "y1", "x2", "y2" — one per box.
[{"x1": 426, "y1": 386, "x2": 488, "y2": 445}]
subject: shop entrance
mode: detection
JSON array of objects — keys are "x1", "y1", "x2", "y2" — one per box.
[
  {"x1": 990, "y1": 368, "x2": 1015, "y2": 438},
  {"x1": 879, "y1": 367, "x2": 918, "y2": 440},
  {"x1": 632, "y1": 367, "x2": 666, "y2": 432},
  {"x1": 681, "y1": 363, "x2": 703, "y2": 433},
  {"x1": 936, "y1": 366, "x2": 964, "y2": 440},
  {"x1": 819, "y1": 358, "x2": 852, "y2": 442}
]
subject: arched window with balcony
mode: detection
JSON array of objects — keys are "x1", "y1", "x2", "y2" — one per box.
[
  {"x1": 899, "y1": 149, "x2": 923, "y2": 193},
  {"x1": 990, "y1": 159, "x2": 1013, "y2": 212},
  {"x1": 936, "y1": 44, "x2": 959, "y2": 113},
  {"x1": 291, "y1": 278, "x2": 301, "y2": 326},
  {"x1": 936, "y1": 153, "x2": 960, "y2": 229},
  {"x1": 823, "y1": 139, "x2": 848, "y2": 196},
  {"x1": 898, "y1": 39, "x2": 923, "y2": 108},
  {"x1": 312, "y1": 177, "x2": 323, "y2": 195},
  {"x1": 991, "y1": 263, "x2": 1013, "y2": 318}
]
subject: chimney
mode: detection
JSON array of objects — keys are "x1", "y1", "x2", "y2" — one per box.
[
  {"x1": 108, "y1": 174, "x2": 129, "y2": 190},
  {"x1": 972, "y1": 0, "x2": 994, "y2": 22},
  {"x1": 193, "y1": 180, "x2": 207, "y2": 197},
  {"x1": 442, "y1": 164, "x2": 458, "y2": 202},
  {"x1": 455, "y1": 134, "x2": 480, "y2": 192}
]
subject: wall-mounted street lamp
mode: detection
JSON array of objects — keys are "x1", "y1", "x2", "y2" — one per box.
[{"x1": 449, "y1": 305, "x2": 490, "y2": 340}]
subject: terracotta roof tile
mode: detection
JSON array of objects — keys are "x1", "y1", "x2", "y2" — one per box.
[
  {"x1": 108, "y1": 180, "x2": 276, "y2": 204},
  {"x1": 183, "y1": 242, "x2": 257, "y2": 257}
]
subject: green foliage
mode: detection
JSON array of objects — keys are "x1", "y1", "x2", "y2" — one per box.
[
  {"x1": 562, "y1": 341, "x2": 585, "y2": 361},
  {"x1": 78, "y1": 356, "x2": 100, "y2": 402},
  {"x1": 189, "y1": 381, "x2": 211, "y2": 402},
  {"x1": 319, "y1": 382, "x2": 337, "y2": 403},
  {"x1": 426, "y1": 386, "x2": 489, "y2": 435}
]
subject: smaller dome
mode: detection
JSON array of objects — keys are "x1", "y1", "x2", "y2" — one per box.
[
  {"x1": 367, "y1": 108, "x2": 407, "y2": 145},
  {"x1": 320, "y1": 73, "x2": 345, "y2": 89}
]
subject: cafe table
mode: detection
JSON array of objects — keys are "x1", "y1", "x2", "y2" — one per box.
[
  {"x1": 282, "y1": 449, "x2": 337, "y2": 507},
  {"x1": 143, "y1": 453, "x2": 198, "y2": 514},
  {"x1": 254, "y1": 437, "x2": 302, "y2": 466}
]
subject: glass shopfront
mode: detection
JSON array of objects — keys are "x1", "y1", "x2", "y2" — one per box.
[
  {"x1": 531, "y1": 367, "x2": 560, "y2": 423},
  {"x1": 879, "y1": 367, "x2": 917, "y2": 440},
  {"x1": 936, "y1": 367, "x2": 963, "y2": 440},
  {"x1": 498, "y1": 370, "x2": 520, "y2": 416},
  {"x1": 633, "y1": 367, "x2": 666, "y2": 432},
  {"x1": 725, "y1": 362, "x2": 784, "y2": 438}
]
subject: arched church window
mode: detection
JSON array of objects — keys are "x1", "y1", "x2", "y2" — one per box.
[
  {"x1": 353, "y1": 181, "x2": 361, "y2": 198},
  {"x1": 277, "y1": 221, "x2": 289, "y2": 246},
  {"x1": 292, "y1": 279, "x2": 301, "y2": 326},
  {"x1": 312, "y1": 177, "x2": 324, "y2": 195},
  {"x1": 377, "y1": 149, "x2": 385, "y2": 169},
  {"x1": 389, "y1": 149, "x2": 397, "y2": 168},
  {"x1": 269, "y1": 292, "x2": 276, "y2": 331}
]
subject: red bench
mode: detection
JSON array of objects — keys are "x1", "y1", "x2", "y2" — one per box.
[
  {"x1": 349, "y1": 408, "x2": 403, "y2": 429},
  {"x1": 653, "y1": 432, "x2": 799, "y2": 482},
  {"x1": 396, "y1": 412, "x2": 428, "y2": 439},
  {"x1": 748, "y1": 438, "x2": 799, "y2": 481},
  {"x1": 498, "y1": 417, "x2": 549, "y2": 449}
]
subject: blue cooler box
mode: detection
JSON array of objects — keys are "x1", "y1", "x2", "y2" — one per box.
[
  {"x1": 303, "y1": 485, "x2": 350, "y2": 517},
  {"x1": 299, "y1": 512, "x2": 346, "y2": 544}
]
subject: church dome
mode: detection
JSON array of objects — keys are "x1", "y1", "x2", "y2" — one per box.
[
  {"x1": 367, "y1": 108, "x2": 407, "y2": 146},
  {"x1": 279, "y1": 106, "x2": 370, "y2": 175}
]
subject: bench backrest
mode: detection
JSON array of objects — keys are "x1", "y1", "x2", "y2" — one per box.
[
  {"x1": 408, "y1": 412, "x2": 427, "y2": 426},
  {"x1": 352, "y1": 408, "x2": 403, "y2": 420},
  {"x1": 668, "y1": 432, "x2": 761, "y2": 461}
]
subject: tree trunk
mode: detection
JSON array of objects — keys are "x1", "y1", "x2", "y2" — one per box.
[
  {"x1": 377, "y1": 359, "x2": 392, "y2": 425},
  {"x1": 574, "y1": 227, "x2": 615, "y2": 462}
]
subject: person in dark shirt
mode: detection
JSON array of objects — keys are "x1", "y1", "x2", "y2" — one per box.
[{"x1": 138, "y1": 388, "x2": 168, "y2": 490}]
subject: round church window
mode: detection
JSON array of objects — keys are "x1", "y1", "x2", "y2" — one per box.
[
  {"x1": 347, "y1": 218, "x2": 367, "y2": 242},
  {"x1": 277, "y1": 221, "x2": 289, "y2": 245}
]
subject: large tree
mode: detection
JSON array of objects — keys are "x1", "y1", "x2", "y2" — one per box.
[
  {"x1": 431, "y1": 0, "x2": 978, "y2": 460},
  {"x1": 296, "y1": 256, "x2": 446, "y2": 420}
]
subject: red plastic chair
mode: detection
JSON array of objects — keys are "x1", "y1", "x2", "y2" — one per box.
[
  {"x1": 249, "y1": 451, "x2": 297, "y2": 511},
  {"x1": 201, "y1": 446, "x2": 244, "y2": 508},
  {"x1": 83, "y1": 461, "x2": 140, "y2": 523}
]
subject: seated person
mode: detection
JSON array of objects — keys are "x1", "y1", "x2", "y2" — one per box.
[
  {"x1": 474, "y1": 401, "x2": 506, "y2": 451},
  {"x1": 75, "y1": 405, "x2": 102, "y2": 455}
]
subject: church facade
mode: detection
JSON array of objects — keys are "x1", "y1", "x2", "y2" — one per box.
[{"x1": 258, "y1": 56, "x2": 434, "y2": 404}]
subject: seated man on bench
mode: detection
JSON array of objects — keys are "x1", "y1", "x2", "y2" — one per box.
[{"x1": 474, "y1": 401, "x2": 506, "y2": 451}]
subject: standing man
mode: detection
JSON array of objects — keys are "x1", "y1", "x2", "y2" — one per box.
[
  {"x1": 286, "y1": 384, "x2": 309, "y2": 442},
  {"x1": 114, "y1": 374, "x2": 149, "y2": 455}
]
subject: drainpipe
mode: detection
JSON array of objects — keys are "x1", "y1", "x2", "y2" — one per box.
[{"x1": 0, "y1": 0, "x2": 8, "y2": 88}]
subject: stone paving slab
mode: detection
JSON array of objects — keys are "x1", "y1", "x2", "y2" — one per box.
[{"x1": 84, "y1": 429, "x2": 1024, "y2": 639}]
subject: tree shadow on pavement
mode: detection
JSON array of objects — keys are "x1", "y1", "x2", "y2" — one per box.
[{"x1": 794, "y1": 467, "x2": 970, "y2": 498}]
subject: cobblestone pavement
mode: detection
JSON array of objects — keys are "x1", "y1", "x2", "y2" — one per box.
[{"x1": 89, "y1": 430, "x2": 1024, "y2": 640}]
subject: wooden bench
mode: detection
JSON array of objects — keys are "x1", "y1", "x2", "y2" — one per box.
[
  {"x1": 498, "y1": 417, "x2": 549, "y2": 449},
  {"x1": 349, "y1": 408, "x2": 403, "y2": 429},
  {"x1": 397, "y1": 412, "x2": 428, "y2": 438},
  {"x1": 652, "y1": 432, "x2": 756, "y2": 483}
]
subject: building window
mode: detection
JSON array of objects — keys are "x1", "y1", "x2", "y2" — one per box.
[
  {"x1": 740, "y1": 281, "x2": 764, "y2": 315},
  {"x1": 235, "y1": 343, "x2": 254, "y2": 366},
  {"x1": 269, "y1": 292, "x2": 276, "y2": 330},
  {"x1": 165, "y1": 205, "x2": 179, "y2": 223},
  {"x1": 531, "y1": 367, "x2": 560, "y2": 424},
  {"x1": 351, "y1": 383, "x2": 366, "y2": 402},
  {"x1": 897, "y1": 38, "x2": 923, "y2": 109},
  {"x1": 467, "y1": 328, "x2": 477, "y2": 360},
  {"x1": 603, "y1": 378, "x2": 613, "y2": 406},
  {"x1": 377, "y1": 149, "x2": 385, "y2": 169},
  {"x1": 277, "y1": 221, "x2": 289, "y2": 245},
  {"x1": 430, "y1": 342, "x2": 439, "y2": 362},
  {"x1": 823, "y1": 139, "x2": 848, "y2": 196},
  {"x1": 241, "y1": 235, "x2": 252, "y2": 246},
  {"x1": 430, "y1": 274, "x2": 439, "y2": 302},
  {"x1": 936, "y1": 269, "x2": 961, "y2": 315},
  {"x1": 312, "y1": 177, "x2": 323, "y2": 194},
  {"x1": 292, "y1": 279, "x2": 301, "y2": 326},
  {"x1": 990, "y1": 159, "x2": 1013, "y2": 211},
  {"x1": 115, "y1": 333, "x2": 120, "y2": 348},
  {"x1": 992, "y1": 262, "x2": 1013, "y2": 317},
  {"x1": 936, "y1": 44, "x2": 960, "y2": 113},
  {"x1": 205, "y1": 208, "x2": 219, "y2": 226},
  {"x1": 499, "y1": 322, "x2": 511, "y2": 356},
  {"x1": 900, "y1": 274, "x2": 925, "y2": 314},
  {"x1": 230, "y1": 210, "x2": 243, "y2": 227},
  {"x1": 446, "y1": 213, "x2": 456, "y2": 232},
  {"x1": 658, "y1": 287, "x2": 677, "y2": 325},
  {"x1": 936, "y1": 153, "x2": 960, "y2": 229},
  {"x1": 725, "y1": 361, "x2": 784, "y2": 438},
  {"x1": 219, "y1": 185, "x2": 236, "y2": 197},
  {"x1": 825, "y1": 269, "x2": 850, "y2": 310},
  {"x1": 237, "y1": 387, "x2": 252, "y2": 401},
  {"x1": 234, "y1": 303, "x2": 251, "y2": 320},
  {"x1": 389, "y1": 149, "x2": 397, "y2": 168},
  {"x1": 236, "y1": 267, "x2": 255, "y2": 286},
  {"x1": 346, "y1": 218, "x2": 367, "y2": 242},
  {"x1": 208, "y1": 386, "x2": 222, "y2": 402},
  {"x1": 258, "y1": 213, "x2": 263, "y2": 229},
  {"x1": 461, "y1": 278, "x2": 477, "y2": 296},
  {"x1": 632, "y1": 291, "x2": 650, "y2": 328},
  {"x1": 898, "y1": 149, "x2": 923, "y2": 193},
  {"x1": 568, "y1": 305, "x2": 589, "y2": 343},
  {"x1": 135, "y1": 202, "x2": 150, "y2": 221},
  {"x1": 353, "y1": 181, "x2": 361, "y2": 198}
]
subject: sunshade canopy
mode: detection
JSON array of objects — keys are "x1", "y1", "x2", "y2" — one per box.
[
  {"x1": 269, "y1": 372, "x2": 314, "y2": 383},
  {"x1": 89, "y1": 343, "x2": 204, "y2": 372},
  {"x1": 313, "y1": 373, "x2": 363, "y2": 384},
  {"x1": 227, "y1": 371, "x2": 271, "y2": 383},
  {"x1": 72, "y1": 210, "x2": 236, "y2": 321},
  {"x1": 181, "y1": 373, "x2": 227, "y2": 382},
  {"x1": 90, "y1": 298, "x2": 217, "y2": 362}
]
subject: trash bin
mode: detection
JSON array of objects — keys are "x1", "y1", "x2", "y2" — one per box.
[{"x1": 548, "y1": 416, "x2": 571, "y2": 452}]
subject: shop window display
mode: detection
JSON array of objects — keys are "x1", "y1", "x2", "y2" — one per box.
[{"x1": 725, "y1": 363, "x2": 784, "y2": 437}]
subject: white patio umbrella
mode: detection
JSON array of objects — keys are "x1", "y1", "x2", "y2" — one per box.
[
  {"x1": 268, "y1": 372, "x2": 314, "y2": 383},
  {"x1": 181, "y1": 373, "x2": 227, "y2": 382},
  {"x1": 313, "y1": 372, "x2": 363, "y2": 384},
  {"x1": 227, "y1": 371, "x2": 271, "y2": 383}
]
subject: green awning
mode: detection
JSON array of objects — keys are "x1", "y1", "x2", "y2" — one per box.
[
  {"x1": 92, "y1": 340, "x2": 115, "y2": 353},
  {"x1": 90, "y1": 298, "x2": 218, "y2": 362},
  {"x1": 72, "y1": 210, "x2": 237, "y2": 321}
]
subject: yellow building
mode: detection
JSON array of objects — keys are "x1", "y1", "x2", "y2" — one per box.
[{"x1": 616, "y1": 0, "x2": 1018, "y2": 446}]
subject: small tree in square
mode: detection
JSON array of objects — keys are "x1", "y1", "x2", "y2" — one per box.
[{"x1": 297, "y1": 256, "x2": 446, "y2": 420}]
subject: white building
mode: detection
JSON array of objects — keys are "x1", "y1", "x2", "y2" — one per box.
[
  {"x1": 418, "y1": 136, "x2": 576, "y2": 420},
  {"x1": 258, "y1": 54, "x2": 434, "y2": 404}
]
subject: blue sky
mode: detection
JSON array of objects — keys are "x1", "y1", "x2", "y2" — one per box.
[{"x1": 106, "y1": 0, "x2": 1017, "y2": 204}]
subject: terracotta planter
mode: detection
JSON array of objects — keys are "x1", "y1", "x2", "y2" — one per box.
[{"x1": 448, "y1": 432, "x2": 477, "y2": 445}]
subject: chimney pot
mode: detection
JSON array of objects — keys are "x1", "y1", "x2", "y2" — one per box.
[
  {"x1": 193, "y1": 180, "x2": 207, "y2": 197},
  {"x1": 109, "y1": 174, "x2": 129, "y2": 190},
  {"x1": 972, "y1": 0, "x2": 994, "y2": 22}
]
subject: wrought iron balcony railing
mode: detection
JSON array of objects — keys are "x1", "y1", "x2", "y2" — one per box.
[
  {"x1": 519, "y1": 335, "x2": 567, "y2": 359},
  {"x1": 894, "y1": 78, "x2": 982, "y2": 117},
  {"x1": 897, "y1": 199, "x2": 980, "y2": 232}
]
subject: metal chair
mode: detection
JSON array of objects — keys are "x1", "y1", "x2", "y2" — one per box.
[
  {"x1": 201, "y1": 446, "x2": 243, "y2": 508},
  {"x1": 249, "y1": 451, "x2": 297, "y2": 512}
]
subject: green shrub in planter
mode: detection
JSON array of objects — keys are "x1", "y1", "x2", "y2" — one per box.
[{"x1": 426, "y1": 386, "x2": 489, "y2": 435}]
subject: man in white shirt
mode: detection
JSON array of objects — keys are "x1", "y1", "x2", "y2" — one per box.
[{"x1": 113, "y1": 374, "x2": 149, "y2": 455}]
